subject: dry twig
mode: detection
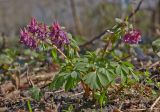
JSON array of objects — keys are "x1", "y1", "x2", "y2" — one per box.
[{"x1": 0, "y1": 72, "x2": 56, "y2": 95}]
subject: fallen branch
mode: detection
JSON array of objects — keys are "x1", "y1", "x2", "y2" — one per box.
[
  {"x1": 128, "y1": 0, "x2": 144, "y2": 19},
  {"x1": 79, "y1": 29, "x2": 111, "y2": 47}
]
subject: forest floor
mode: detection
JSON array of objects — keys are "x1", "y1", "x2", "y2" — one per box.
[{"x1": 0, "y1": 49, "x2": 160, "y2": 112}]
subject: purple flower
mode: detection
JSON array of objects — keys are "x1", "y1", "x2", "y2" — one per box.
[
  {"x1": 27, "y1": 18, "x2": 48, "y2": 40},
  {"x1": 123, "y1": 29, "x2": 141, "y2": 44},
  {"x1": 20, "y1": 18, "x2": 70, "y2": 49},
  {"x1": 36, "y1": 24, "x2": 48, "y2": 40},
  {"x1": 50, "y1": 22, "x2": 70, "y2": 49},
  {"x1": 49, "y1": 22, "x2": 61, "y2": 37},
  {"x1": 59, "y1": 30, "x2": 70, "y2": 44},
  {"x1": 27, "y1": 17, "x2": 38, "y2": 34},
  {"x1": 20, "y1": 29, "x2": 37, "y2": 48}
]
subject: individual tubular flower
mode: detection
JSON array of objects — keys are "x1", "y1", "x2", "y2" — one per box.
[
  {"x1": 27, "y1": 17, "x2": 38, "y2": 34},
  {"x1": 123, "y1": 29, "x2": 141, "y2": 44},
  {"x1": 20, "y1": 29, "x2": 37, "y2": 49},
  {"x1": 49, "y1": 22, "x2": 61, "y2": 37}
]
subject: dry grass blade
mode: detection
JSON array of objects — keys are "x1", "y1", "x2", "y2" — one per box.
[
  {"x1": 150, "y1": 96, "x2": 160, "y2": 111},
  {"x1": 68, "y1": 91, "x2": 84, "y2": 98}
]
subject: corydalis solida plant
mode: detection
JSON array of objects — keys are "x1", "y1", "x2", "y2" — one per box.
[
  {"x1": 20, "y1": 18, "x2": 142, "y2": 104},
  {"x1": 20, "y1": 17, "x2": 70, "y2": 49}
]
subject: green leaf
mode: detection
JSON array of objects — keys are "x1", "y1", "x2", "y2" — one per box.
[
  {"x1": 51, "y1": 49, "x2": 57, "y2": 59},
  {"x1": 97, "y1": 70, "x2": 109, "y2": 86},
  {"x1": 152, "y1": 38, "x2": 160, "y2": 48},
  {"x1": 49, "y1": 73, "x2": 66, "y2": 90},
  {"x1": 122, "y1": 61, "x2": 134, "y2": 68},
  {"x1": 105, "y1": 70, "x2": 114, "y2": 82},
  {"x1": 0, "y1": 54, "x2": 13, "y2": 64},
  {"x1": 97, "y1": 68, "x2": 116, "y2": 87},
  {"x1": 67, "y1": 33, "x2": 79, "y2": 50},
  {"x1": 74, "y1": 62, "x2": 87, "y2": 72},
  {"x1": 110, "y1": 61, "x2": 118, "y2": 67},
  {"x1": 120, "y1": 70, "x2": 127, "y2": 83},
  {"x1": 115, "y1": 18, "x2": 123, "y2": 24},
  {"x1": 94, "y1": 91, "x2": 107, "y2": 109},
  {"x1": 62, "y1": 104, "x2": 74, "y2": 112},
  {"x1": 116, "y1": 66, "x2": 121, "y2": 75},
  {"x1": 121, "y1": 65, "x2": 129, "y2": 74},
  {"x1": 42, "y1": 43, "x2": 45, "y2": 50},
  {"x1": 131, "y1": 71, "x2": 139, "y2": 81},
  {"x1": 108, "y1": 69, "x2": 115, "y2": 75},
  {"x1": 99, "y1": 92, "x2": 107, "y2": 107},
  {"x1": 129, "y1": 68, "x2": 139, "y2": 81},
  {"x1": 54, "y1": 76, "x2": 65, "y2": 89},
  {"x1": 116, "y1": 65, "x2": 127, "y2": 83},
  {"x1": 65, "y1": 76, "x2": 74, "y2": 91},
  {"x1": 152, "y1": 38, "x2": 160, "y2": 52},
  {"x1": 71, "y1": 71, "x2": 78, "y2": 79},
  {"x1": 4, "y1": 48, "x2": 18, "y2": 58},
  {"x1": 29, "y1": 86, "x2": 43, "y2": 101},
  {"x1": 24, "y1": 49, "x2": 38, "y2": 58},
  {"x1": 83, "y1": 72, "x2": 100, "y2": 90},
  {"x1": 68, "y1": 48, "x2": 75, "y2": 58}
]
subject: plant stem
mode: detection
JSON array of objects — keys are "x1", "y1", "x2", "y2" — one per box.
[
  {"x1": 27, "y1": 100, "x2": 33, "y2": 112},
  {"x1": 45, "y1": 41, "x2": 68, "y2": 59},
  {"x1": 52, "y1": 44, "x2": 67, "y2": 59},
  {"x1": 101, "y1": 40, "x2": 111, "y2": 58},
  {"x1": 81, "y1": 80, "x2": 90, "y2": 98}
]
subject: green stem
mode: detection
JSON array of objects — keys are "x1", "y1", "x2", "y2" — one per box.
[
  {"x1": 27, "y1": 100, "x2": 32, "y2": 112},
  {"x1": 52, "y1": 44, "x2": 67, "y2": 59},
  {"x1": 101, "y1": 40, "x2": 111, "y2": 58},
  {"x1": 45, "y1": 41, "x2": 74, "y2": 63}
]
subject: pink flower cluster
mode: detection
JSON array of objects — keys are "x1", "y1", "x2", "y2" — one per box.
[
  {"x1": 50, "y1": 23, "x2": 70, "y2": 48},
  {"x1": 123, "y1": 29, "x2": 141, "y2": 44},
  {"x1": 20, "y1": 17, "x2": 69, "y2": 49}
]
